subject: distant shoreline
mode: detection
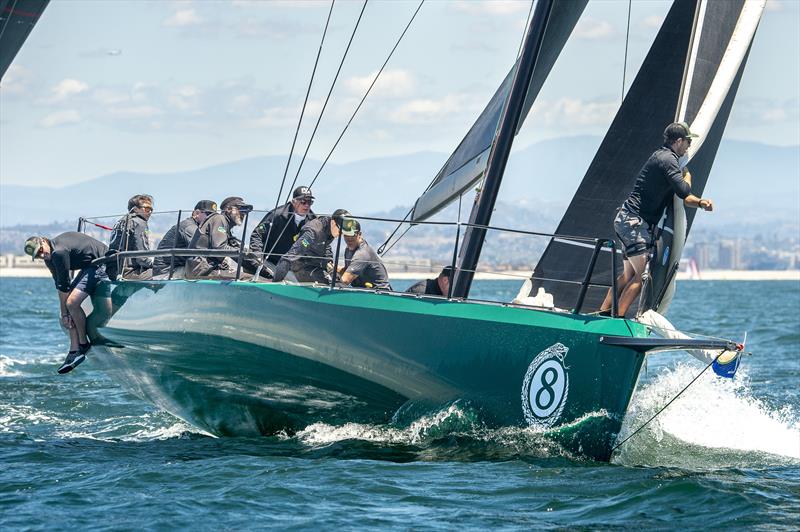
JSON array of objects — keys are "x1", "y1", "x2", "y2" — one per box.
[{"x1": 1, "y1": 268, "x2": 798, "y2": 282}]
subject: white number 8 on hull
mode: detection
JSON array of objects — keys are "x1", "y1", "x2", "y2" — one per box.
[{"x1": 521, "y1": 343, "x2": 569, "y2": 429}]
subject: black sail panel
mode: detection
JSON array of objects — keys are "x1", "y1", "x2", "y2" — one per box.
[
  {"x1": 0, "y1": 0, "x2": 49, "y2": 80},
  {"x1": 411, "y1": 0, "x2": 587, "y2": 223},
  {"x1": 531, "y1": 0, "x2": 697, "y2": 312}
]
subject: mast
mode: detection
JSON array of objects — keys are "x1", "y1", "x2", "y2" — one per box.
[{"x1": 451, "y1": 0, "x2": 554, "y2": 298}]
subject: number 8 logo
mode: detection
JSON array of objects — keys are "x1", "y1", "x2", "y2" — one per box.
[{"x1": 521, "y1": 343, "x2": 569, "y2": 428}]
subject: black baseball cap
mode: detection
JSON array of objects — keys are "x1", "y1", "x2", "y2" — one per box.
[
  {"x1": 292, "y1": 186, "x2": 315, "y2": 200},
  {"x1": 221, "y1": 196, "x2": 253, "y2": 212},
  {"x1": 194, "y1": 200, "x2": 218, "y2": 212},
  {"x1": 664, "y1": 121, "x2": 699, "y2": 143}
]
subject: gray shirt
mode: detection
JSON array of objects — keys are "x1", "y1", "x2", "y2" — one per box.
[{"x1": 343, "y1": 240, "x2": 390, "y2": 290}]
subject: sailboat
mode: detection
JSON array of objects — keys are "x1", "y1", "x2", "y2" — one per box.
[{"x1": 63, "y1": 0, "x2": 762, "y2": 461}]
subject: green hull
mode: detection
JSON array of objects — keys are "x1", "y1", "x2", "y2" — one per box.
[{"x1": 88, "y1": 280, "x2": 647, "y2": 461}]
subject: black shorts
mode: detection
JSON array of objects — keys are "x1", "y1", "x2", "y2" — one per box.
[{"x1": 69, "y1": 264, "x2": 110, "y2": 296}]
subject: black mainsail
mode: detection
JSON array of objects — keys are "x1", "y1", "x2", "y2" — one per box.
[
  {"x1": 530, "y1": 0, "x2": 764, "y2": 315},
  {"x1": 0, "y1": 0, "x2": 49, "y2": 81},
  {"x1": 410, "y1": 0, "x2": 587, "y2": 224}
]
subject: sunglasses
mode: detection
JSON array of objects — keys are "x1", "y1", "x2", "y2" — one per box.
[
  {"x1": 685, "y1": 137, "x2": 692, "y2": 145},
  {"x1": 139, "y1": 205, "x2": 154, "y2": 212},
  {"x1": 297, "y1": 199, "x2": 313, "y2": 206}
]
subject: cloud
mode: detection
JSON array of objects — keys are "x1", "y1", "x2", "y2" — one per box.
[
  {"x1": 765, "y1": 0, "x2": 785, "y2": 12},
  {"x1": 345, "y1": 69, "x2": 415, "y2": 98},
  {"x1": 532, "y1": 97, "x2": 617, "y2": 127},
  {"x1": 0, "y1": 65, "x2": 32, "y2": 96},
  {"x1": 389, "y1": 93, "x2": 480, "y2": 125},
  {"x1": 168, "y1": 85, "x2": 202, "y2": 113},
  {"x1": 642, "y1": 15, "x2": 665, "y2": 29},
  {"x1": 163, "y1": 9, "x2": 203, "y2": 27},
  {"x1": 232, "y1": 0, "x2": 326, "y2": 8},
  {"x1": 39, "y1": 110, "x2": 81, "y2": 128},
  {"x1": 48, "y1": 79, "x2": 89, "y2": 102},
  {"x1": 452, "y1": 1, "x2": 529, "y2": 16},
  {"x1": 574, "y1": 18, "x2": 614, "y2": 40}
]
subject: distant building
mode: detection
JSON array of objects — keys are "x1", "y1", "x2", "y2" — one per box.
[{"x1": 718, "y1": 239, "x2": 742, "y2": 269}]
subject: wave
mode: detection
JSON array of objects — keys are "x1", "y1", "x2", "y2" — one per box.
[{"x1": 614, "y1": 363, "x2": 800, "y2": 468}]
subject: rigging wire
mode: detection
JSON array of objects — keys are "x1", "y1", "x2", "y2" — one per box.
[
  {"x1": 308, "y1": 0, "x2": 425, "y2": 189},
  {"x1": 270, "y1": 0, "x2": 336, "y2": 213},
  {"x1": 380, "y1": 0, "x2": 528, "y2": 255},
  {"x1": 610, "y1": 351, "x2": 724, "y2": 454},
  {"x1": 621, "y1": 0, "x2": 632, "y2": 104},
  {"x1": 285, "y1": 0, "x2": 369, "y2": 200}
]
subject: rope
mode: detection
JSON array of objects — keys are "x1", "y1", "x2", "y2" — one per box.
[
  {"x1": 610, "y1": 351, "x2": 723, "y2": 454},
  {"x1": 271, "y1": 0, "x2": 335, "y2": 213},
  {"x1": 621, "y1": 0, "x2": 632, "y2": 104},
  {"x1": 287, "y1": 0, "x2": 369, "y2": 200},
  {"x1": 81, "y1": 218, "x2": 113, "y2": 231},
  {"x1": 308, "y1": 0, "x2": 425, "y2": 189}
]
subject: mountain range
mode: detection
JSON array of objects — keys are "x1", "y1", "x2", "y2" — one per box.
[{"x1": 1, "y1": 136, "x2": 798, "y2": 230}]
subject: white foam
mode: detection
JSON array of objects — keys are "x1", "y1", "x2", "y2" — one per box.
[
  {"x1": 619, "y1": 363, "x2": 800, "y2": 464},
  {"x1": 296, "y1": 404, "x2": 473, "y2": 446},
  {"x1": 0, "y1": 356, "x2": 22, "y2": 377}
]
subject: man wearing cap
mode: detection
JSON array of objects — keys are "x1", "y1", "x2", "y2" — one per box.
[
  {"x1": 405, "y1": 266, "x2": 453, "y2": 297},
  {"x1": 601, "y1": 121, "x2": 714, "y2": 317},
  {"x1": 153, "y1": 200, "x2": 217, "y2": 278},
  {"x1": 187, "y1": 196, "x2": 253, "y2": 278},
  {"x1": 273, "y1": 209, "x2": 350, "y2": 283},
  {"x1": 249, "y1": 186, "x2": 316, "y2": 275},
  {"x1": 338, "y1": 217, "x2": 391, "y2": 290},
  {"x1": 107, "y1": 194, "x2": 154, "y2": 281},
  {"x1": 24, "y1": 232, "x2": 110, "y2": 374}
]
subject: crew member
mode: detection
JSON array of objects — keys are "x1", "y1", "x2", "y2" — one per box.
[
  {"x1": 405, "y1": 266, "x2": 453, "y2": 296},
  {"x1": 249, "y1": 186, "x2": 316, "y2": 273},
  {"x1": 601, "y1": 122, "x2": 714, "y2": 317},
  {"x1": 273, "y1": 209, "x2": 350, "y2": 283},
  {"x1": 153, "y1": 200, "x2": 217, "y2": 278},
  {"x1": 24, "y1": 232, "x2": 110, "y2": 374},
  {"x1": 338, "y1": 217, "x2": 391, "y2": 290},
  {"x1": 187, "y1": 196, "x2": 252, "y2": 278},
  {"x1": 107, "y1": 194, "x2": 154, "y2": 280}
]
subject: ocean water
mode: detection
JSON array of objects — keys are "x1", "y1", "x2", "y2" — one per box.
[{"x1": 1, "y1": 278, "x2": 798, "y2": 529}]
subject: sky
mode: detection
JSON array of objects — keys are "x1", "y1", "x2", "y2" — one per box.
[{"x1": 1, "y1": 0, "x2": 798, "y2": 188}]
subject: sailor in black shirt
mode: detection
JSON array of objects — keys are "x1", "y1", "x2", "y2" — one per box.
[
  {"x1": 153, "y1": 199, "x2": 217, "y2": 277},
  {"x1": 273, "y1": 209, "x2": 350, "y2": 283},
  {"x1": 24, "y1": 232, "x2": 110, "y2": 374},
  {"x1": 601, "y1": 122, "x2": 714, "y2": 317},
  {"x1": 187, "y1": 196, "x2": 252, "y2": 278},
  {"x1": 249, "y1": 186, "x2": 316, "y2": 270},
  {"x1": 405, "y1": 266, "x2": 452, "y2": 297}
]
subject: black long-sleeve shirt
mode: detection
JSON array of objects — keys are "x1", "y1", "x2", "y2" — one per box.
[
  {"x1": 273, "y1": 216, "x2": 333, "y2": 281},
  {"x1": 623, "y1": 145, "x2": 691, "y2": 225},
  {"x1": 44, "y1": 232, "x2": 108, "y2": 292},
  {"x1": 153, "y1": 217, "x2": 199, "y2": 271},
  {"x1": 249, "y1": 203, "x2": 315, "y2": 263}
]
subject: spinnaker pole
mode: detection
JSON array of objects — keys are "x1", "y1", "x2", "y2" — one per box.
[{"x1": 451, "y1": 0, "x2": 554, "y2": 298}]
